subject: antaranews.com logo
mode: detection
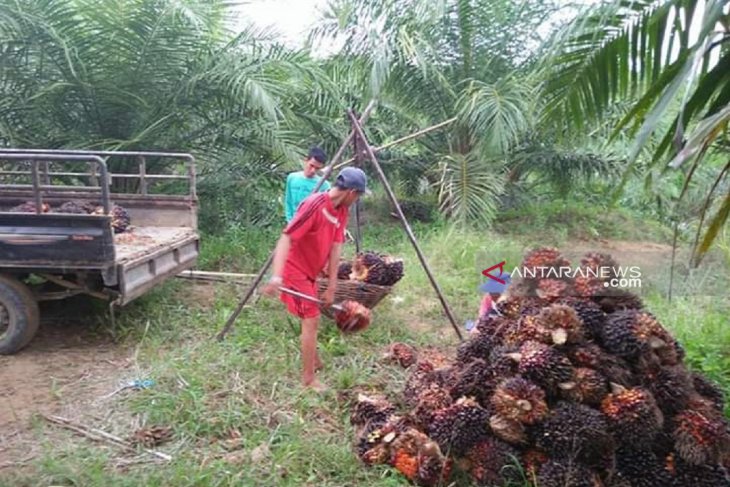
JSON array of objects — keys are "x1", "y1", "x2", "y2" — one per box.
[{"x1": 482, "y1": 260, "x2": 643, "y2": 289}]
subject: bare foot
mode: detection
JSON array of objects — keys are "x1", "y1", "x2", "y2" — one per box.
[{"x1": 304, "y1": 379, "x2": 328, "y2": 393}]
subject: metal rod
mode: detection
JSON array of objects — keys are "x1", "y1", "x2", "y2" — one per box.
[
  {"x1": 138, "y1": 156, "x2": 148, "y2": 195},
  {"x1": 347, "y1": 110, "x2": 463, "y2": 341},
  {"x1": 31, "y1": 162, "x2": 42, "y2": 214},
  {"x1": 215, "y1": 100, "x2": 377, "y2": 341},
  {"x1": 278, "y1": 286, "x2": 343, "y2": 311},
  {"x1": 334, "y1": 117, "x2": 457, "y2": 170}
]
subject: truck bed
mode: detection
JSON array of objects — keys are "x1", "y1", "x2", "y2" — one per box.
[{"x1": 114, "y1": 226, "x2": 197, "y2": 263}]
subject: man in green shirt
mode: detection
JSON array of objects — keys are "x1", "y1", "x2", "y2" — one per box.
[{"x1": 284, "y1": 147, "x2": 331, "y2": 222}]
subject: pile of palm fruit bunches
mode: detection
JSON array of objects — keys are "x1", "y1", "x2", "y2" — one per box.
[
  {"x1": 351, "y1": 247, "x2": 729, "y2": 487},
  {"x1": 337, "y1": 250, "x2": 405, "y2": 286},
  {"x1": 9, "y1": 200, "x2": 130, "y2": 233}
]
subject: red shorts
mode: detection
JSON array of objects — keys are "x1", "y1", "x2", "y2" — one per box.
[{"x1": 280, "y1": 265, "x2": 320, "y2": 319}]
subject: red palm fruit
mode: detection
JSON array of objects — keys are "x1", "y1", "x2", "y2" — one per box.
[
  {"x1": 580, "y1": 252, "x2": 619, "y2": 277},
  {"x1": 614, "y1": 446, "x2": 674, "y2": 487},
  {"x1": 403, "y1": 361, "x2": 440, "y2": 406},
  {"x1": 337, "y1": 261, "x2": 353, "y2": 280},
  {"x1": 491, "y1": 377, "x2": 548, "y2": 425},
  {"x1": 392, "y1": 449, "x2": 418, "y2": 480},
  {"x1": 601, "y1": 310, "x2": 672, "y2": 360}
]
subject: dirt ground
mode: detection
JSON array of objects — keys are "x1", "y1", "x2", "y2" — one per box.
[{"x1": 0, "y1": 300, "x2": 133, "y2": 466}]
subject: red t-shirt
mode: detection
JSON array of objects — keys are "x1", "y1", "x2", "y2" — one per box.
[{"x1": 283, "y1": 192, "x2": 349, "y2": 280}]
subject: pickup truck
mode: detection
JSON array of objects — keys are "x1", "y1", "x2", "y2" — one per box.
[{"x1": 0, "y1": 149, "x2": 199, "y2": 354}]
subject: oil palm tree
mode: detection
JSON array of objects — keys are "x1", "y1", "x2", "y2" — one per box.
[
  {"x1": 544, "y1": 0, "x2": 730, "y2": 264},
  {"x1": 309, "y1": 0, "x2": 563, "y2": 225}
]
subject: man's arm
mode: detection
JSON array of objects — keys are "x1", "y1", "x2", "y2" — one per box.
[
  {"x1": 262, "y1": 232, "x2": 291, "y2": 296},
  {"x1": 322, "y1": 243, "x2": 342, "y2": 305}
]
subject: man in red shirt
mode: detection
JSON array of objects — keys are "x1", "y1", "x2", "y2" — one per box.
[{"x1": 263, "y1": 167, "x2": 368, "y2": 391}]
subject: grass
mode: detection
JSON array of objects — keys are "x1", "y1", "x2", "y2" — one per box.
[{"x1": 2, "y1": 206, "x2": 728, "y2": 486}]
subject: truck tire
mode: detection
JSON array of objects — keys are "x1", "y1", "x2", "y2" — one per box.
[{"x1": 0, "y1": 275, "x2": 40, "y2": 354}]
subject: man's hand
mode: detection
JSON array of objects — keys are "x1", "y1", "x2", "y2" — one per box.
[
  {"x1": 262, "y1": 276, "x2": 282, "y2": 297},
  {"x1": 322, "y1": 286, "x2": 336, "y2": 307}
]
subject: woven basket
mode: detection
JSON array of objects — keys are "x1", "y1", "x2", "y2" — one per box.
[{"x1": 316, "y1": 279, "x2": 392, "y2": 319}]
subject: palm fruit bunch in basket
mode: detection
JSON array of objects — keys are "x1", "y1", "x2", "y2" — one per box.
[
  {"x1": 352, "y1": 248, "x2": 730, "y2": 487},
  {"x1": 338, "y1": 250, "x2": 405, "y2": 286}
]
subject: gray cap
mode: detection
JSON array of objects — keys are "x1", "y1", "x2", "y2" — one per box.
[{"x1": 335, "y1": 167, "x2": 369, "y2": 193}]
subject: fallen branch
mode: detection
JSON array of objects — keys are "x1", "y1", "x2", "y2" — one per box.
[{"x1": 42, "y1": 414, "x2": 172, "y2": 462}]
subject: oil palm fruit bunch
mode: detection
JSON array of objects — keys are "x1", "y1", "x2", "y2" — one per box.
[
  {"x1": 556, "y1": 297, "x2": 607, "y2": 340},
  {"x1": 349, "y1": 251, "x2": 405, "y2": 286},
  {"x1": 410, "y1": 383, "x2": 453, "y2": 429},
  {"x1": 691, "y1": 372, "x2": 726, "y2": 412},
  {"x1": 559, "y1": 367, "x2": 609, "y2": 406},
  {"x1": 427, "y1": 397, "x2": 490, "y2": 455},
  {"x1": 601, "y1": 384, "x2": 664, "y2": 447},
  {"x1": 351, "y1": 247, "x2": 730, "y2": 487},
  {"x1": 350, "y1": 251, "x2": 383, "y2": 281},
  {"x1": 534, "y1": 303, "x2": 585, "y2": 345},
  {"x1": 57, "y1": 200, "x2": 97, "y2": 214},
  {"x1": 672, "y1": 407, "x2": 730, "y2": 466},
  {"x1": 350, "y1": 394, "x2": 397, "y2": 429},
  {"x1": 383, "y1": 342, "x2": 418, "y2": 369},
  {"x1": 536, "y1": 278, "x2": 572, "y2": 301},
  {"x1": 382, "y1": 255, "x2": 405, "y2": 286},
  {"x1": 601, "y1": 310, "x2": 672, "y2": 360},
  {"x1": 10, "y1": 201, "x2": 51, "y2": 213},
  {"x1": 337, "y1": 261, "x2": 353, "y2": 280},
  {"x1": 92, "y1": 204, "x2": 131, "y2": 233},
  {"x1": 334, "y1": 300, "x2": 371, "y2": 333},
  {"x1": 614, "y1": 446, "x2": 674, "y2": 487},
  {"x1": 532, "y1": 401, "x2": 613, "y2": 466},
  {"x1": 535, "y1": 459, "x2": 601, "y2": 487},
  {"x1": 593, "y1": 287, "x2": 643, "y2": 313},
  {"x1": 461, "y1": 438, "x2": 520, "y2": 486},
  {"x1": 491, "y1": 377, "x2": 548, "y2": 425},
  {"x1": 507, "y1": 341, "x2": 575, "y2": 394},
  {"x1": 671, "y1": 456, "x2": 730, "y2": 486},
  {"x1": 521, "y1": 247, "x2": 570, "y2": 274}
]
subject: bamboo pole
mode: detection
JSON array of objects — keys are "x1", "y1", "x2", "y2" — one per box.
[
  {"x1": 347, "y1": 111, "x2": 463, "y2": 341},
  {"x1": 333, "y1": 117, "x2": 457, "y2": 170},
  {"x1": 215, "y1": 101, "x2": 377, "y2": 341}
]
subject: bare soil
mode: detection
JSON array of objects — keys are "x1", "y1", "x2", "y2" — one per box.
[{"x1": 0, "y1": 299, "x2": 132, "y2": 465}]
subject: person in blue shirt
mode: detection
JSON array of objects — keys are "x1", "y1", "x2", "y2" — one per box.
[{"x1": 284, "y1": 147, "x2": 331, "y2": 222}]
